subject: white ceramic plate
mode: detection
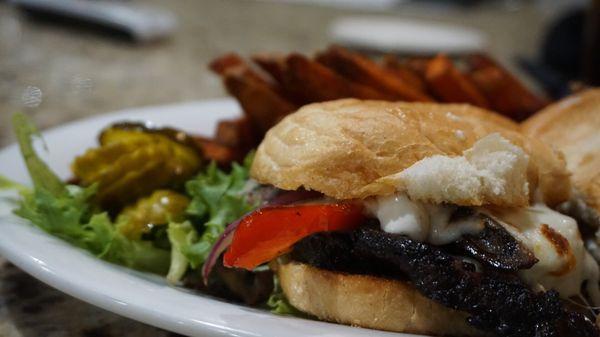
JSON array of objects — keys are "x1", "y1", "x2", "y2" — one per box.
[
  {"x1": 329, "y1": 16, "x2": 486, "y2": 54},
  {"x1": 0, "y1": 99, "x2": 422, "y2": 337}
]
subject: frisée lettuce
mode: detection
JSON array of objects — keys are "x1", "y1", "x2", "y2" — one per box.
[
  {"x1": 4, "y1": 113, "x2": 258, "y2": 282},
  {"x1": 166, "y1": 156, "x2": 256, "y2": 283},
  {"x1": 6, "y1": 113, "x2": 171, "y2": 274}
]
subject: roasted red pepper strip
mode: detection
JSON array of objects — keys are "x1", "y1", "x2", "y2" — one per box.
[{"x1": 223, "y1": 203, "x2": 364, "y2": 270}]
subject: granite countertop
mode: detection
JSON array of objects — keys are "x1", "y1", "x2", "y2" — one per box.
[{"x1": 0, "y1": 0, "x2": 574, "y2": 335}]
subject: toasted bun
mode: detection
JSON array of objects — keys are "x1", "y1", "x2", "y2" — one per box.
[
  {"x1": 276, "y1": 261, "x2": 481, "y2": 336},
  {"x1": 522, "y1": 89, "x2": 600, "y2": 213},
  {"x1": 252, "y1": 99, "x2": 570, "y2": 207}
]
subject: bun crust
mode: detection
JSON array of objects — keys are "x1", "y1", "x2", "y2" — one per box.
[
  {"x1": 251, "y1": 99, "x2": 570, "y2": 206},
  {"x1": 522, "y1": 89, "x2": 600, "y2": 212},
  {"x1": 276, "y1": 261, "x2": 481, "y2": 336}
]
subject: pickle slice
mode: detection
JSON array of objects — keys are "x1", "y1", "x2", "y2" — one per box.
[
  {"x1": 117, "y1": 190, "x2": 190, "y2": 240},
  {"x1": 72, "y1": 125, "x2": 202, "y2": 209}
]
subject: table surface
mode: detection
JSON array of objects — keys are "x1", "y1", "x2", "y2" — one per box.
[{"x1": 0, "y1": 0, "x2": 578, "y2": 335}]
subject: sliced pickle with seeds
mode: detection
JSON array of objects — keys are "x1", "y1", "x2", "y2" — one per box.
[
  {"x1": 117, "y1": 190, "x2": 190, "y2": 240},
  {"x1": 72, "y1": 124, "x2": 202, "y2": 209}
]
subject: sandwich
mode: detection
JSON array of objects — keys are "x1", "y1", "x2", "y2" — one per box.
[
  {"x1": 219, "y1": 99, "x2": 600, "y2": 336},
  {"x1": 522, "y1": 88, "x2": 600, "y2": 237}
]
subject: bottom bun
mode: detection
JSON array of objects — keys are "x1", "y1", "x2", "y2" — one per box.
[{"x1": 276, "y1": 261, "x2": 482, "y2": 337}]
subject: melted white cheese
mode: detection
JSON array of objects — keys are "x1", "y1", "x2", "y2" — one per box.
[
  {"x1": 367, "y1": 194, "x2": 600, "y2": 304},
  {"x1": 365, "y1": 194, "x2": 483, "y2": 245},
  {"x1": 489, "y1": 205, "x2": 600, "y2": 304}
]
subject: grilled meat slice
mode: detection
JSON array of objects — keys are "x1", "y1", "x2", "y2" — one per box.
[
  {"x1": 290, "y1": 230, "x2": 404, "y2": 279},
  {"x1": 293, "y1": 211, "x2": 538, "y2": 273},
  {"x1": 455, "y1": 213, "x2": 538, "y2": 271},
  {"x1": 291, "y1": 228, "x2": 599, "y2": 337}
]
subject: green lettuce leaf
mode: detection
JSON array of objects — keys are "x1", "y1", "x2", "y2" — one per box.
[
  {"x1": 12, "y1": 113, "x2": 66, "y2": 197},
  {"x1": 163, "y1": 154, "x2": 256, "y2": 283},
  {"x1": 10, "y1": 113, "x2": 170, "y2": 275},
  {"x1": 0, "y1": 176, "x2": 29, "y2": 195},
  {"x1": 184, "y1": 158, "x2": 255, "y2": 266},
  {"x1": 166, "y1": 220, "x2": 197, "y2": 283},
  {"x1": 267, "y1": 276, "x2": 307, "y2": 317}
]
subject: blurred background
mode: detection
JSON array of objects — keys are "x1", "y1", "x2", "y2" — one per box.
[
  {"x1": 1, "y1": 0, "x2": 599, "y2": 147},
  {"x1": 0, "y1": 0, "x2": 598, "y2": 335}
]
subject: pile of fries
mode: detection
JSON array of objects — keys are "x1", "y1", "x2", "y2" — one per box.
[{"x1": 201, "y1": 46, "x2": 548, "y2": 165}]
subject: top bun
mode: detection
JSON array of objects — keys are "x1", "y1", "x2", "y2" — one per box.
[
  {"x1": 522, "y1": 89, "x2": 600, "y2": 212},
  {"x1": 251, "y1": 99, "x2": 570, "y2": 207}
]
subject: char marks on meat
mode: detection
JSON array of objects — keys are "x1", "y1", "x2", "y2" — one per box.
[
  {"x1": 455, "y1": 214, "x2": 538, "y2": 271},
  {"x1": 292, "y1": 228, "x2": 599, "y2": 337}
]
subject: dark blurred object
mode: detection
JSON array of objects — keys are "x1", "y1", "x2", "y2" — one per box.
[
  {"x1": 583, "y1": 0, "x2": 600, "y2": 86},
  {"x1": 542, "y1": 9, "x2": 584, "y2": 80},
  {"x1": 12, "y1": 0, "x2": 176, "y2": 42},
  {"x1": 517, "y1": 58, "x2": 570, "y2": 99},
  {"x1": 523, "y1": 4, "x2": 599, "y2": 99},
  {"x1": 541, "y1": 9, "x2": 584, "y2": 79},
  {"x1": 187, "y1": 256, "x2": 273, "y2": 306}
]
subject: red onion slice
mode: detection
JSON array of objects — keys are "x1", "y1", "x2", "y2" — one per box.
[
  {"x1": 200, "y1": 189, "x2": 324, "y2": 285},
  {"x1": 201, "y1": 213, "x2": 247, "y2": 285},
  {"x1": 267, "y1": 189, "x2": 323, "y2": 206}
]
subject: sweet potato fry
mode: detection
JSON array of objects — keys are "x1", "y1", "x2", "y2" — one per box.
[
  {"x1": 381, "y1": 55, "x2": 428, "y2": 93},
  {"x1": 252, "y1": 53, "x2": 307, "y2": 104},
  {"x1": 215, "y1": 116, "x2": 257, "y2": 148},
  {"x1": 316, "y1": 47, "x2": 432, "y2": 102},
  {"x1": 223, "y1": 66, "x2": 296, "y2": 133},
  {"x1": 470, "y1": 67, "x2": 547, "y2": 121},
  {"x1": 404, "y1": 57, "x2": 431, "y2": 78},
  {"x1": 283, "y1": 53, "x2": 387, "y2": 103},
  {"x1": 466, "y1": 53, "x2": 498, "y2": 71},
  {"x1": 209, "y1": 53, "x2": 245, "y2": 75},
  {"x1": 210, "y1": 53, "x2": 281, "y2": 93},
  {"x1": 252, "y1": 53, "x2": 287, "y2": 85},
  {"x1": 194, "y1": 137, "x2": 240, "y2": 167},
  {"x1": 425, "y1": 54, "x2": 490, "y2": 108},
  {"x1": 467, "y1": 54, "x2": 548, "y2": 121},
  {"x1": 211, "y1": 53, "x2": 296, "y2": 138}
]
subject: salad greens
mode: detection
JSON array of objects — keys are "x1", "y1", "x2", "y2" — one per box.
[
  {"x1": 4, "y1": 113, "x2": 256, "y2": 279},
  {"x1": 267, "y1": 277, "x2": 307, "y2": 316},
  {"x1": 0, "y1": 175, "x2": 29, "y2": 195},
  {"x1": 166, "y1": 155, "x2": 255, "y2": 283},
  {"x1": 12, "y1": 114, "x2": 65, "y2": 196},
  {"x1": 8, "y1": 113, "x2": 171, "y2": 274},
  {"x1": 3, "y1": 113, "x2": 302, "y2": 317},
  {"x1": 166, "y1": 220, "x2": 198, "y2": 283}
]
